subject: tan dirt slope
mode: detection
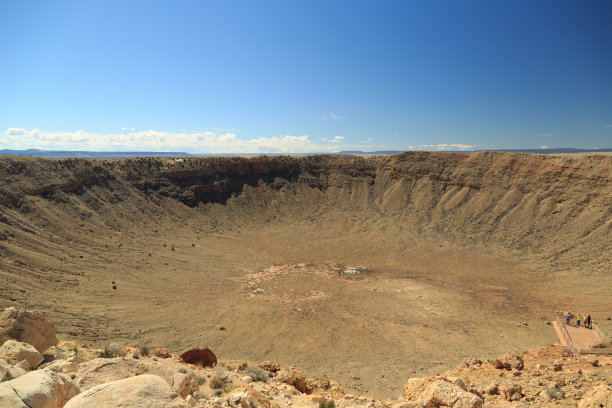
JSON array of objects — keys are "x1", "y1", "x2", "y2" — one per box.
[{"x1": 0, "y1": 151, "x2": 610, "y2": 398}]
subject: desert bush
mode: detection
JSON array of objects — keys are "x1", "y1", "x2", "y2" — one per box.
[
  {"x1": 319, "y1": 401, "x2": 335, "y2": 408},
  {"x1": 242, "y1": 367, "x2": 268, "y2": 382},
  {"x1": 178, "y1": 367, "x2": 187, "y2": 374},
  {"x1": 238, "y1": 362, "x2": 248, "y2": 372},
  {"x1": 210, "y1": 374, "x2": 223, "y2": 389},
  {"x1": 212, "y1": 389, "x2": 223, "y2": 396},
  {"x1": 1, "y1": 373, "x2": 13, "y2": 383},
  {"x1": 105, "y1": 343, "x2": 123, "y2": 357},
  {"x1": 139, "y1": 346, "x2": 149, "y2": 356},
  {"x1": 99, "y1": 347, "x2": 113, "y2": 358},
  {"x1": 190, "y1": 374, "x2": 206, "y2": 385}
]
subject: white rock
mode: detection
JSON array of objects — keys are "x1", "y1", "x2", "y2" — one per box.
[
  {"x1": 0, "y1": 340, "x2": 43, "y2": 370},
  {"x1": 0, "y1": 357, "x2": 27, "y2": 380},
  {"x1": 0, "y1": 386, "x2": 28, "y2": 408},
  {"x1": 185, "y1": 394, "x2": 197, "y2": 406},
  {"x1": 172, "y1": 372, "x2": 191, "y2": 399},
  {"x1": 0, "y1": 308, "x2": 58, "y2": 353},
  {"x1": 42, "y1": 359, "x2": 79, "y2": 374},
  {"x1": 0, "y1": 369, "x2": 78, "y2": 408},
  {"x1": 64, "y1": 374, "x2": 188, "y2": 408}
]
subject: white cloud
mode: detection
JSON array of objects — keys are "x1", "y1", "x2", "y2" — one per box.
[
  {"x1": 328, "y1": 136, "x2": 344, "y2": 143},
  {"x1": 360, "y1": 138, "x2": 373, "y2": 143},
  {"x1": 605, "y1": 124, "x2": 612, "y2": 128},
  {"x1": 1, "y1": 128, "x2": 338, "y2": 154},
  {"x1": 540, "y1": 145, "x2": 549, "y2": 149},
  {"x1": 321, "y1": 112, "x2": 346, "y2": 121},
  {"x1": 406, "y1": 143, "x2": 473, "y2": 151}
]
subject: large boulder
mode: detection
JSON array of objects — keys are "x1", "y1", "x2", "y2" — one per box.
[
  {"x1": 178, "y1": 347, "x2": 217, "y2": 367},
  {"x1": 0, "y1": 339, "x2": 43, "y2": 369},
  {"x1": 0, "y1": 369, "x2": 78, "y2": 408},
  {"x1": 73, "y1": 356, "x2": 189, "y2": 395},
  {"x1": 578, "y1": 385, "x2": 612, "y2": 408},
  {"x1": 0, "y1": 308, "x2": 58, "y2": 353},
  {"x1": 64, "y1": 374, "x2": 188, "y2": 408},
  {"x1": 0, "y1": 387, "x2": 29, "y2": 408}
]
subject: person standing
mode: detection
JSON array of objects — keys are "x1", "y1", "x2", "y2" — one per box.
[
  {"x1": 587, "y1": 314, "x2": 592, "y2": 329},
  {"x1": 577, "y1": 314, "x2": 581, "y2": 327},
  {"x1": 565, "y1": 312, "x2": 571, "y2": 325}
]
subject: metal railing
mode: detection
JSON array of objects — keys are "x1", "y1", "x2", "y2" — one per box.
[
  {"x1": 592, "y1": 323, "x2": 605, "y2": 343},
  {"x1": 555, "y1": 314, "x2": 581, "y2": 359}
]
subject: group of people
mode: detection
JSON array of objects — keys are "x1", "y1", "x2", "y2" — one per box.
[{"x1": 565, "y1": 311, "x2": 593, "y2": 329}]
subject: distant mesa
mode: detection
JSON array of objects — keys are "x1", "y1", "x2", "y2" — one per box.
[{"x1": 0, "y1": 149, "x2": 191, "y2": 159}]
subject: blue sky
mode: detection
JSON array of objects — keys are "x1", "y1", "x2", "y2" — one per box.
[{"x1": 1, "y1": 1, "x2": 611, "y2": 153}]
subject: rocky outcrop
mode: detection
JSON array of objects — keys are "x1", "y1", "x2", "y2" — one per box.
[
  {"x1": 0, "y1": 339, "x2": 44, "y2": 369},
  {"x1": 172, "y1": 372, "x2": 191, "y2": 399},
  {"x1": 259, "y1": 361, "x2": 281, "y2": 373},
  {"x1": 0, "y1": 308, "x2": 58, "y2": 353},
  {"x1": 179, "y1": 347, "x2": 217, "y2": 367},
  {"x1": 63, "y1": 374, "x2": 188, "y2": 408},
  {"x1": 229, "y1": 387, "x2": 271, "y2": 408},
  {"x1": 276, "y1": 367, "x2": 313, "y2": 395},
  {"x1": 0, "y1": 369, "x2": 79, "y2": 408},
  {"x1": 402, "y1": 378, "x2": 482, "y2": 408},
  {"x1": 578, "y1": 384, "x2": 612, "y2": 408}
]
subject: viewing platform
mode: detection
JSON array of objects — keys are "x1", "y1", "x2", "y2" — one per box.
[{"x1": 552, "y1": 316, "x2": 607, "y2": 358}]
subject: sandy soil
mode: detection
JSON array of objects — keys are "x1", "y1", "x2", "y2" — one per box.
[{"x1": 0, "y1": 152, "x2": 610, "y2": 398}]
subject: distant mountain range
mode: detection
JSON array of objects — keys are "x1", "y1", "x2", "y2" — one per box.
[
  {"x1": 0, "y1": 147, "x2": 610, "y2": 158},
  {"x1": 0, "y1": 149, "x2": 191, "y2": 158},
  {"x1": 339, "y1": 148, "x2": 612, "y2": 154}
]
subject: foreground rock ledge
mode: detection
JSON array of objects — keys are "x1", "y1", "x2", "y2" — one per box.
[{"x1": 64, "y1": 374, "x2": 188, "y2": 408}]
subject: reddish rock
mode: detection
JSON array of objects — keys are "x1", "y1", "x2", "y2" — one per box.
[{"x1": 179, "y1": 347, "x2": 217, "y2": 367}]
